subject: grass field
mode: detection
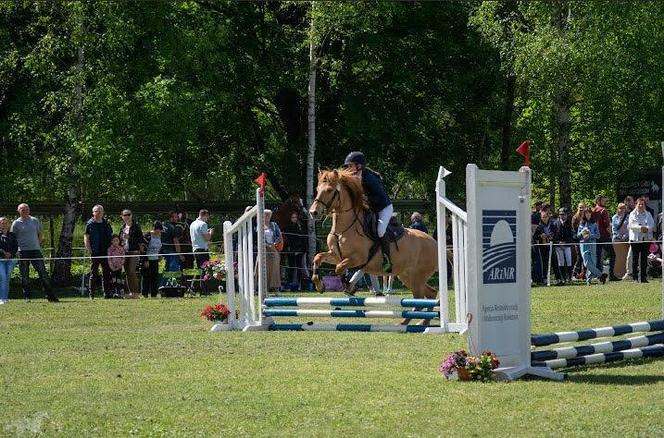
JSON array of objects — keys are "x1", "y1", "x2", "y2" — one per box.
[{"x1": 1, "y1": 280, "x2": 664, "y2": 437}]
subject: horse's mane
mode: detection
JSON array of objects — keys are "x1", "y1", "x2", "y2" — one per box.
[{"x1": 319, "y1": 168, "x2": 368, "y2": 211}]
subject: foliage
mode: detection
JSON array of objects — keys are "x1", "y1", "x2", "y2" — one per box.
[{"x1": 0, "y1": 1, "x2": 662, "y2": 209}]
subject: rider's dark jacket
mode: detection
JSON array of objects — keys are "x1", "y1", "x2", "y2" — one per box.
[{"x1": 361, "y1": 168, "x2": 392, "y2": 213}]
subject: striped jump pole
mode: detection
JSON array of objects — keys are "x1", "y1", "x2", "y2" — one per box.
[
  {"x1": 533, "y1": 345, "x2": 664, "y2": 370},
  {"x1": 263, "y1": 297, "x2": 439, "y2": 308},
  {"x1": 263, "y1": 309, "x2": 439, "y2": 319},
  {"x1": 531, "y1": 332, "x2": 664, "y2": 362},
  {"x1": 268, "y1": 323, "x2": 438, "y2": 333},
  {"x1": 531, "y1": 320, "x2": 664, "y2": 347}
]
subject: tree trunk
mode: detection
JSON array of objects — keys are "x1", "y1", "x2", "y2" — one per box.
[
  {"x1": 52, "y1": 182, "x2": 80, "y2": 287},
  {"x1": 53, "y1": 21, "x2": 84, "y2": 287},
  {"x1": 554, "y1": 91, "x2": 572, "y2": 209},
  {"x1": 500, "y1": 75, "x2": 516, "y2": 170},
  {"x1": 306, "y1": 1, "x2": 317, "y2": 268}
]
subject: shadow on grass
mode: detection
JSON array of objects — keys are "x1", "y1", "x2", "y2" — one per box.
[{"x1": 561, "y1": 359, "x2": 664, "y2": 385}]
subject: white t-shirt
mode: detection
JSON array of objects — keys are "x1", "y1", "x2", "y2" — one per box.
[{"x1": 190, "y1": 218, "x2": 209, "y2": 251}]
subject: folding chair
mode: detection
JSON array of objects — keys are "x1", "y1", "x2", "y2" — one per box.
[{"x1": 181, "y1": 268, "x2": 204, "y2": 296}]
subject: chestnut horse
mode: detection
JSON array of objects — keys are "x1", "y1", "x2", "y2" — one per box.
[{"x1": 309, "y1": 169, "x2": 438, "y2": 321}]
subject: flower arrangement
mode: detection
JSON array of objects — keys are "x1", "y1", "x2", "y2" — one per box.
[
  {"x1": 200, "y1": 304, "x2": 231, "y2": 322},
  {"x1": 201, "y1": 260, "x2": 226, "y2": 281},
  {"x1": 439, "y1": 350, "x2": 500, "y2": 382}
]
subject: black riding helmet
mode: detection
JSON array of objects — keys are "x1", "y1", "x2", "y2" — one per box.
[{"x1": 344, "y1": 151, "x2": 366, "y2": 167}]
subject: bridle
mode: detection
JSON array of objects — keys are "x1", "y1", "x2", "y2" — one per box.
[{"x1": 313, "y1": 183, "x2": 341, "y2": 212}]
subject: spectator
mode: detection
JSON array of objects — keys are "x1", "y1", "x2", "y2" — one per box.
[
  {"x1": 162, "y1": 211, "x2": 184, "y2": 273},
  {"x1": 263, "y1": 209, "x2": 283, "y2": 292},
  {"x1": 628, "y1": 197, "x2": 655, "y2": 283},
  {"x1": 119, "y1": 209, "x2": 144, "y2": 298},
  {"x1": 11, "y1": 203, "x2": 58, "y2": 302},
  {"x1": 571, "y1": 202, "x2": 587, "y2": 280},
  {"x1": 142, "y1": 221, "x2": 163, "y2": 297},
  {"x1": 409, "y1": 212, "x2": 428, "y2": 234},
  {"x1": 107, "y1": 235, "x2": 126, "y2": 298},
  {"x1": 176, "y1": 210, "x2": 194, "y2": 269},
  {"x1": 577, "y1": 207, "x2": 607, "y2": 285},
  {"x1": 0, "y1": 216, "x2": 18, "y2": 304},
  {"x1": 592, "y1": 195, "x2": 618, "y2": 281},
  {"x1": 643, "y1": 194, "x2": 655, "y2": 218},
  {"x1": 623, "y1": 196, "x2": 635, "y2": 213},
  {"x1": 283, "y1": 211, "x2": 307, "y2": 290},
  {"x1": 84, "y1": 204, "x2": 113, "y2": 299},
  {"x1": 622, "y1": 196, "x2": 635, "y2": 279},
  {"x1": 553, "y1": 207, "x2": 574, "y2": 283},
  {"x1": 190, "y1": 209, "x2": 214, "y2": 293},
  {"x1": 533, "y1": 209, "x2": 562, "y2": 285},
  {"x1": 531, "y1": 200, "x2": 543, "y2": 231},
  {"x1": 612, "y1": 203, "x2": 630, "y2": 280}
]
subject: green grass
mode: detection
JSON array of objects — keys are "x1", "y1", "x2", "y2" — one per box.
[{"x1": 1, "y1": 281, "x2": 664, "y2": 436}]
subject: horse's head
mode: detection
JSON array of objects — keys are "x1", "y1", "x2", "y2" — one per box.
[
  {"x1": 310, "y1": 169, "x2": 341, "y2": 220},
  {"x1": 309, "y1": 168, "x2": 365, "y2": 220}
]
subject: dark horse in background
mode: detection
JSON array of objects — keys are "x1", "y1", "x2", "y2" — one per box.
[{"x1": 273, "y1": 192, "x2": 308, "y2": 248}]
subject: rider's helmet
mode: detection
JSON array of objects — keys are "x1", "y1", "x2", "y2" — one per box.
[{"x1": 344, "y1": 151, "x2": 366, "y2": 167}]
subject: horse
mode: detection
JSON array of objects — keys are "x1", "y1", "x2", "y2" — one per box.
[{"x1": 309, "y1": 168, "x2": 439, "y2": 324}]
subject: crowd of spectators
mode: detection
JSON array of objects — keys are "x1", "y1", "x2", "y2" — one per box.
[
  {"x1": 1, "y1": 193, "x2": 660, "y2": 304},
  {"x1": 531, "y1": 194, "x2": 659, "y2": 286},
  {"x1": 0, "y1": 203, "x2": 208, "y2": 303}
]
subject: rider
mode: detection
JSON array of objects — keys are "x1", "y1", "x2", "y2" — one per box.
[{"x1": 344, "y1": 151, "x2": 393, "y2": 273}]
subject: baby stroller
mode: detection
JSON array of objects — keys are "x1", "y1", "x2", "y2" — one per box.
[{"x1": 647, "y1": 242, "x2": 662, "y2": 278}]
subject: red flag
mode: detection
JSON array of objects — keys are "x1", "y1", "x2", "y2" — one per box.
[
  {"x1": 516, "y1": 140, "x2": 530, "y2": 167},
  {"x1": 254, "y1": 172, "x2": 267, "y2": 191}
]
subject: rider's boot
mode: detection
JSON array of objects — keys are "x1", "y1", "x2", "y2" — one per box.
[{"x1": 381, "y1": 237, "x2": 392, "y2": 273}]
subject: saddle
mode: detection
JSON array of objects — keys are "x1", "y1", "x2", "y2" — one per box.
[
  {"x1": 354, "y1": 210, "x2": 406, "y2": 271},
  {"x1": 363, "y1": 209, "x2": 406, "y2": 243}
]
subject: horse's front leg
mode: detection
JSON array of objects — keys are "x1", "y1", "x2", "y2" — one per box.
[{"x1": 312, "y1": 251, "x2": 337, "y2": 292}]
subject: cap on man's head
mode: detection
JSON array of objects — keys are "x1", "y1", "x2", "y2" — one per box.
[{"x1": 559, "y1": 207, "x2": 569, "y2": 214}]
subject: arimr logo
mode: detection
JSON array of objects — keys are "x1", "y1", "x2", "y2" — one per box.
[{"x1": 482, "y1": 209, "x2": 517, "y2": 284}]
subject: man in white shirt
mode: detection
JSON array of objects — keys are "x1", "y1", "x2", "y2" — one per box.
[
  {"x1": 190, "y1": 209, "x2": 214, "y2": 294},
  {"x1": 628, "y1": 197, "x2": 655, "y2": 283}
]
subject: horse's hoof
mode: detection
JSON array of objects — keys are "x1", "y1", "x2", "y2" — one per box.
[
  {"x1": 343, "y1": 284, "x2": 358, "y2": 297},
  {"x1": 312, "y1": 277, "x2": 324, "y2": 293}
]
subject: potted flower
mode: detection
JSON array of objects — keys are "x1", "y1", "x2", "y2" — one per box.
[
  {"x1": 200, "y1": 304, "x2": 232, "y2": 332},
  {"x1": 201, "y1": 260, "x2": 226, "y2": 281},
  {"x1": 439, "y1": 350, "x2": 500, "y2": 382}
]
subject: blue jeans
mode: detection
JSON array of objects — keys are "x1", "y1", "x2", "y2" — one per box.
[
  {"x1": 164, "y1": 255, "x2": 181, "y2": 272},
  {"x1": 0, "y1": 258, "x2": 17, "y2": 301},
  {"x1": 580, "y1": 243, "x2": 603, "y2": 280}
]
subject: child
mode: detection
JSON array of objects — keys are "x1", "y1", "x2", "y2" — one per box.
[
  {"x1": 107, "y1": 235, "x2": 126, "y2": 298},
  {"x1": 577, "y1": 208, "x2": 607, "y2": 285},
  {"x1": 142, "y1": 221, "x2": 163, "y2": 298}
]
